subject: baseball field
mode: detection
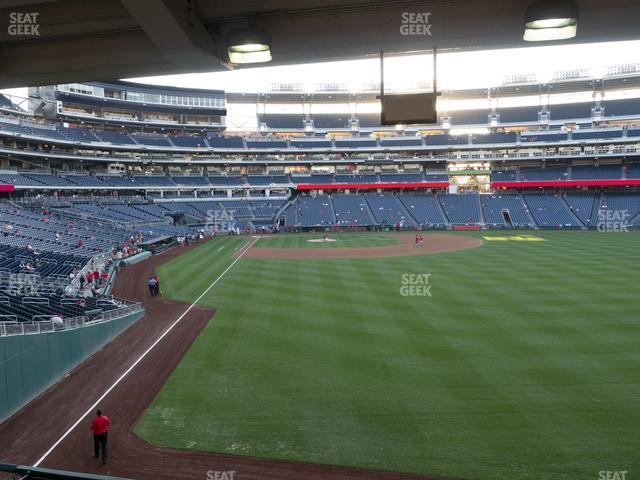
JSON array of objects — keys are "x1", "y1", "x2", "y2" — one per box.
[{"x1": 134, "y1": 231, "x2": 640, "y2": 480}]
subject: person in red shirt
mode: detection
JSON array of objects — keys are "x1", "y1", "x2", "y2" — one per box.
[{"x1": 90, "y1": 409, "x2": 110, "y2": 464}]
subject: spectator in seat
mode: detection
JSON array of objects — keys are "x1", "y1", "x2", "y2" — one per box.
[
  {"x1": 51, "y1": 313, "x2": 64, "y2": 330},
  {"x1": 107, "y1": 295, "x2": 121, "y2": 306}
]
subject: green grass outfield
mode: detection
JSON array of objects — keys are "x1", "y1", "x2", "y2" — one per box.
[{"x1": 134, "y1": 231, "x2": 640, "y2": 480}]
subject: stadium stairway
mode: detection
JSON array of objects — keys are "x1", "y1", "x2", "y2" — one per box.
[
  {"x1": 522, "y1": 194, "x2": 584, "y2": 229},
  {"x1": 563, "y1": 198, "x2": 589, "y2": 229},
  {"x1": 477, "y1": 195, "x2": 486, "y2": 225},
  {"x1": 521, "y1": 194, "x2": 540, "y2": 229},
  {"x1": 364, "y1": 194, "x2": 419, "y2": 228},
  {"x1": 328, "y1": 195, "x2": 338, "y2": 220},
  {"x1": 397, "y1": 196, "x2": 421, "y2": 226},
  {"x1": 434, "y1": 193, "x2": 452, "y2": 225},
  {"x1": 272, "y1": 197, "x2": 296, "y2": 224},
  {"x1": 361, "y1": 195, "x2": 378, "y2": 224}
]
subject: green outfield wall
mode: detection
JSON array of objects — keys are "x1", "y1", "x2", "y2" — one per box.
[{"x1": 0, "y1": 307, "x2": 144, "y2": 422}]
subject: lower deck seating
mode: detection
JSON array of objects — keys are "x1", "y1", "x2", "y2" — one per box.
[
  {"x1": 283, "y1": 196, "x2": 335, "y2": 227},
  {"x1": 279, "y1": 192, "x2": 640, "y2": 229},
  {"x1": 438, "y1": 194, "x2": 482, "y2": 224},
  {"x1": 398, "y1": 195, "x2": 447, "y2": 226},
  {"x1": 523, "y1": 194, "x2": 581, "y2": 227},
  {"x1": 595, "y1": 193, "x2": 640, "y2": 226},
  {"x1": 331, "y1": 195, "x2": 376, "y2": 226},
  {"x1": 563, "y1": 193, "x2": 598, "y2": 226},
  {"x1": 364, "y1": 194, "x2": 417, "y2": 227},
  {"x1": 480, "y1": 195, "x2": 534, "y2": 227},
  {"x1": 0, "y1": 293, "x2": 122, "y2": 323}
]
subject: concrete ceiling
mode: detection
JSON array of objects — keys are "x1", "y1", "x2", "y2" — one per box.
[{"x1": 0, "y1": 0, "x2": 639, "y2": 88}]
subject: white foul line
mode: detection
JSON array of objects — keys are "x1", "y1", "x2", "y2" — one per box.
[{"x1": 33, "y1": 236, "x2": 258, "y2": 467}]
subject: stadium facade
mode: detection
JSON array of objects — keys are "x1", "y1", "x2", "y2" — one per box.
[{"x1": 0, "y1": 64, "x2": 639, "y2": 231}]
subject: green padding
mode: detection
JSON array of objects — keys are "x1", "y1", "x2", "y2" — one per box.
[
  {"x1": 58, "y1": 331, "x2": 72, "y2": 374},
  {"x1": 33, "y1": 334, "x2": 49, "y2": 389},
  {"x1": 4, "y1": 339, "x2": 23, "y2": 415},
  {"x1": 19, "y1": 335, "x2": 36, "y2": 402},
  {"x1": 0, "y1": 338, "x2": 8, "y2": 417},
  {"x1": 0, "y1": 310, "x2": 144, "y2": 422},
  {"x1": 47, "y1": 333, "x2": 61, "y2": 381}
]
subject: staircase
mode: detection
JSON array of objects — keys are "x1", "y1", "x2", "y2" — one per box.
[
  {"x1": 591, "y1": 192, "x2": 604, "y2": 226},
  {"x1": 360, "y1": 194, "x2": 378, "y2": 225},
  {"x1": 434, "y1": 193, "x2": 452, "y2": 228},
  {"x1": 561, "y1": 195, "x2": 589, "y2": 230},
  {"x1": 477, "y1": 195, "x2": 486, "y2": 226},
  {"x1": 519, "y1": 194, "x2": 539, "y2": 229},
  {"x1": 275, "y1": 196, "x2": 297, "y2": 226}
]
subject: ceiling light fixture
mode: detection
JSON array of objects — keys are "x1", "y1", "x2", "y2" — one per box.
[
  {"x1": 523, "y1": 0, "x2": 578, "y2": 42},
  {"x1": 226, "y1": 26, "x2": 272, "y2": 64}
]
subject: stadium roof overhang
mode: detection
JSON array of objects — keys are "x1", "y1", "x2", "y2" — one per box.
[{"x1": 1, "y1": 0, "x2": 640, "y2": 88}]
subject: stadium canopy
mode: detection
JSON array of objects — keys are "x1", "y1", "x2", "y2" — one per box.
[{"x1": 1, "y1": 0, "x2": 640, "y2": 88}]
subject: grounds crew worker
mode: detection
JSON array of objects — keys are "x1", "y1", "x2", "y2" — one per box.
[{"x1": 90, "y1": 409, "x2": 111, "y2": 464}]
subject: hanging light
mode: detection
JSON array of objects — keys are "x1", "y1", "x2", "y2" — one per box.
[
  {"x1": 523, "y1": 0, "x2": 578, "y2": 42},
  {"x1": 226, "y1": 26, "x2": 272, "y2": 64}
]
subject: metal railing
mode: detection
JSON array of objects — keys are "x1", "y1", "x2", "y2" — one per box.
[{"x1": 0, "y1": 301, "x2": 143, "y2": 337}]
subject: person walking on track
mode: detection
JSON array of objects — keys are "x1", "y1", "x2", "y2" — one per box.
[
  {"x1": 90, "y1": 408, "x2": 111, "y2": 464},
  {"x1": 148, "y1": 276, "x2": 158, "y2": 297},
  {"x1": 153, "y1": 273, "x2": 160, "y2": 296}
]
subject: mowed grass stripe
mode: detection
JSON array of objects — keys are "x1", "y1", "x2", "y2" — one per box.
[
  {"x1": 136, "y1": 231, "x2": 640, "y2": 479},
  {"x1": 158, "y1": 236, "x2": 248, "y2": 302}
]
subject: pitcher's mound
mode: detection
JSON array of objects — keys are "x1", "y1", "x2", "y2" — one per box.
[
  {"x1": 307, "y1": 237, "x2": 337, "y2": 243},
  {"x1": 243, "y1": 233, "x2": 482, "y2": 260}
]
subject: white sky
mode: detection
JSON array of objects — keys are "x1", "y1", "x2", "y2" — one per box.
[
  {"x1": 3, "y1": 40, "x2": 640, "y2": 100},
  {"x1": 126, "y1": 40, "x2": 640, "y2": 93}
]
